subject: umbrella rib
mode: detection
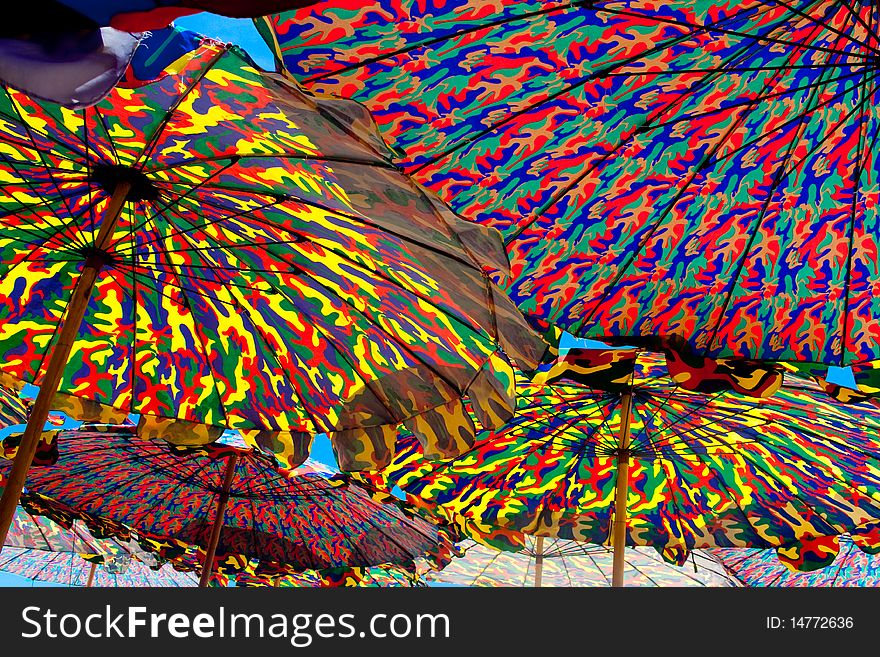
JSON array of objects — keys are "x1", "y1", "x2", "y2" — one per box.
[
  {"x1": 835, "y1": 0, "x2": 880, "y2": 46},
  {"x1": 144, "y1": 152, "x2": 397, "y2": 175},
  {"x1": 125, "y1": 200, "x2": 245, "y2": 428},
  {"x1": 838, "y1": 10, "x2": 880, "y2": 365},
  {"x1": 628, "y1": 388, "x2": 754, "y2": 454},
  {"x1": 83, "y1": 108, "x2": 97, "y2": 239},
  {"x1": 91, "y1": 106, "x2": 121, "y2": 166},
  {"x1": 123, "y1": 218, "x2": 506, "y2": 364},
  {"x1": 598, "y1": 3, "x2": 874, "y2": 58},
  {"x1": 345, "y1": 491, "x2": 444, "y2": 566},
  {"x1": 56, "y1": 443, "x2": 218, "y2": 543},
  {"x1": 726, "y1": 433, "x2": 880, "y2": 505},
  {"x1": 157, "y1": 202, "x2": 489, "y2": 413},
  {"x1": 698, "y1": 14, "x2": 869, "y2": 354},
  {"x1": 411, "y1": 1, "x2": 789, "y2": 178},
  {"x1": 438, "y1": 394, "x2": 610, "y2": 507},
  {"x1": 484, "y1": 396, "x2": 621, "y2": 535},
  {"x1": 141, "y1": 203, "x2": 400, "y2": 435},
  {"x1": 829, "y1": 537, "x2": 853, "y2": 585},
  {"x1": 243, "y1": 460, "x2": 271, "y2": 571},
  {"x1": 0, "y1": 196, "x2": 101, "y2": 269},
  {"x1": 587, "y1": 64, "x2": 865, "y2": 144},
  {"x1": 699, "y1": 428, "x2": 855, "y2": 540},
  {"x1": 470, "y1": 544, "x2": 505, "y2": 587},
  {"x1": 126, "y1": 454, "x2": 221, "y2": 550},
  {"x1": 0, "y1": 188, "x2": 99, "y2": 255},
  {"x1": 132, "y1": 179, "x2": 488, "y2": 273},
  {"x1": 113, "y1": 192, "x2": 285, "y2": 255},
  {"x1": 768, "y1": 0, "x2": 879, "y2": 52},
  {"x1": 296, "y1": 2, "x2": 608, "y2": 84},
  {"x1": 105, "y1": 162, "x2": 236, "y2": 248},
  {"x1": 580, "y1": 545, "x2": 612, "y2": 586},
  {"x1": 248, "y1": 457, "x2": 324, "y2": 571},
  {"x1": 128, "y1": 197, "x2": 138, "y2": 417},
  {"x1": 133, "y1": 47, "x2": 229, "y2": 170},
  {"x1": 132, "y1": 203, "x2": 327, "y2": 435},
  {"x1": 635, "y1": 408, "x2": 700, "y2": 563},
  {"x1": 0, "y1": 103, "x2": 90, "y2": 162},
  {"x1": 568, "y1": 14, "x2": 838, "y2": 336},
  {"x1": 642, "y1": 395, "x2": 880, "y2": 487},
  {"x1": 675, "y1": 442, "x2": 777, "y2": 550},
  {"x1": 0, "y1": 151, "x2": 95, "y2": 253},
  {"x1": 705, "y1": 65, "x2": 880, "y2": 174}
]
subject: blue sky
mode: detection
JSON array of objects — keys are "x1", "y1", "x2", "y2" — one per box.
[{"x1": 175, "y1": 15, "x2": 275, "y2": 69}]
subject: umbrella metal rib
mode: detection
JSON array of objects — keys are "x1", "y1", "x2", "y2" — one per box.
[{"x1": 0, "y1": 180, "x2": 131, "y2": 547}]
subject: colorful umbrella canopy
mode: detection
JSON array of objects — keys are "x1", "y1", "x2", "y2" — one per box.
[
  {"x1": 235, "y1": 564, "x2": 425, "y2": 587},
  {"x1": 0, "y1": 425, "x2": 455, "y2": 585},
  {"x1": 0, "y1": 385, "x2": 29, "y2": 429},
  {"x1": 3, "y1": 504, "x2": 197, "y2": 586},
  {"x1": 356, "y1": 348, "x2": 880, "y2": 586},
  {"x1": 6, "y1": 504, "x2": 119, "y2": 553},
  {"x1": 0, "y1": 25, "x2": 547, "y2": 544},
  {"x1": 260, "y1": 1, "x2": 880, "y2": 367},
  {"x1": 431, "y1": 535, "x2": 736, "y2": 587},
  {"x1": 712, "y1": 535, "x2": 880, "y2": 587},
  {"x1": 0, "y1": 548, "x2": 199, "y2": 587}
]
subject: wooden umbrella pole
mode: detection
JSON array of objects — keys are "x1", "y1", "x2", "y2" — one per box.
[
  {"x1": 0, "y1": 181, "x2": 132, "y2": 549},
  {"x1": 534, "y1": 536, "x2": 544, "y2": 588},
  {"x1": 611, "y1": 391, "x2": 633, "y2": 588},
  {"x1": 85, "y1": 562, "x2": 97, "y2": 588},
  {"x1": 199, "y1": 453, "x2": 238, "y2": 588}
]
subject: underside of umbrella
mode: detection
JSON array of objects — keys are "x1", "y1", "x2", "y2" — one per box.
[{"x1": 261, "y1": 1, "x2": 880, "y2": 366}]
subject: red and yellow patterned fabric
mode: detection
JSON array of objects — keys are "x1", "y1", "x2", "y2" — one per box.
[
  {"x1": 0, "y1": 27, "x2": 547, "y2": 471},
  {"x1": 261, "y1": 1, "x2": 880, "y2": 367},
  {"x1": 361, "y1": 349, "x2": 880, "y2": 571}
]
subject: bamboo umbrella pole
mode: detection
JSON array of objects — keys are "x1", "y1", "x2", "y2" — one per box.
[
  {"x1": 534, "y1": 536, "x2": 544, "y2": 588},
  {"x1": 0, "y1": 181, "x2": 132, "y2": 548},
  {"x1": 611, "y1": 391, "x2": 634, "y2": 588},
  {"x1": 85, "y1": 562, "x2": 97, "y2": 588},
  {"x1": 199, "y1": 453, "x2": 239, "y2": 588}
]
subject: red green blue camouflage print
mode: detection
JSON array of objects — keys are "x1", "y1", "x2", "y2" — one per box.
[
  {"x1": 713, "y1": 534, "x2": 880, "y2": 586},
  {"x1": 364, "y1": 349, "x2": 880, "y2": 571},
  {"x1": 0, "y1": 548, "x2": 199, "y2": 587},
  {"x1": 431, "y1": 536, "x2": 737, "y2": 587},
  {"x1": 0, "y1": 425, "x2": 454, "y2": 577},
  {"x1": 0, "y1": 26, "x2": 548, "y2": 471},
  {"x1": 260, "y1": 1, "x2": 880, "y2": 366}
]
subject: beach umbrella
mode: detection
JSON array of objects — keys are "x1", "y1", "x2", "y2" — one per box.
[
  {"x1": 431, "y1": 535, "x2": 736, "y2": 587},
  {"x1": 356, "y1": 348, "x2": 880, "y2": 586},
  {"x1": 259, "y1": 1, "x2": 880, "y2": 369},
  {"x1": 0, "y1": 425, "x2": 456, "y2": 586},
  {"x1": 2, "y1": 504, "x2": 198, "y2": 586},
  {"x1": 0, "y1": 548, "x2": 199, "y2": 586},
  {"x1": 0, "y1": 26, "x2": 547, "y2": 545},
  {"x1": 712, "y1": 535, "x2": 880, "y2": 587}
]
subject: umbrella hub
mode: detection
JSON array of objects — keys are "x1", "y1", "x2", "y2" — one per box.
[{"x1": 91, "y1": 164, "x2": 158, "y2": 202}]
